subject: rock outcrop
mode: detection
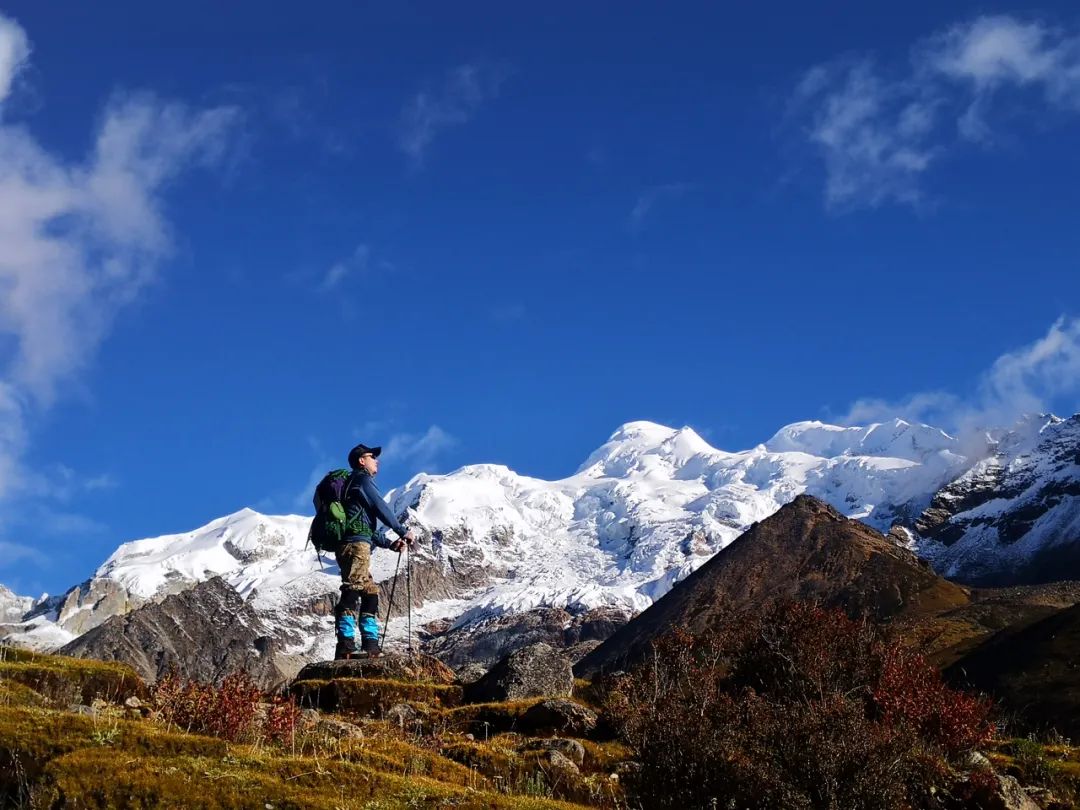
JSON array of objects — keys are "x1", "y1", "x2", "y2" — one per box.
[
  {"x1": 60, "y1": 577, "x2": 284, "y2": 688},
  {"x1": 465, "y1": 642, "x2": 574, "y2": 702},
  {"x1": 294, "y1": 653, "x2": 456, "y2": 686},
  {"x1": 422, "y1": 606, "x2": 632, "y2": 671},
  {"x1": 520, "y1": 699, "x2": 598, "y2": 736}
]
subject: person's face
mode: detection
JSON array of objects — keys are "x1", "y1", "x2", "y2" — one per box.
[{"x1": 359, "y1": 453, "x2": 379, "y2": 475}]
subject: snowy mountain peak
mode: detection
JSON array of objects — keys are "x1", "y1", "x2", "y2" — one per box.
[
  {"x1": 576, "y1": 421, "x2": 721, "y2": 478},
  {"x1": 765, "y1": 418, "x2": 957, "y2": 462},
  {"x1": 97, "y1": 508, "x2": 315, "y2": 600}
]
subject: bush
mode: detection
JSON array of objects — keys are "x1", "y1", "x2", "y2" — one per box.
[
  {"x1": 151, "y1": 670, "x2": 299, "y2": 746},
  {"x1": 603, "y1": 602, "x2": 994, "y2": 810}
]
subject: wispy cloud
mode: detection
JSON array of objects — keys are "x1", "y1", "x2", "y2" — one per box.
[
  {"x1": 629, "y1": 182, "x2": 697, "y2": 228},
  {"x1": 0, "y1": 12, "x2": 241, "y2": 522},
  {"x1": 791, "y1": 14, "x2": 1080, "y2": 210},
  {"x1": 0, "y1": 540, "x2": 47, "y2": 569},
  {"x1": 839, "y1": 316, "x2": 1080, "y2": 447},
  {"x1": 384, "y1": 426, "x2": 457, "y2": 471},
  {"x1": 321, "y1": 244, "x2": 370, "y2": 292},
  {"x1": 399, "y1": 63, "x2": 508, "y2": 166}
]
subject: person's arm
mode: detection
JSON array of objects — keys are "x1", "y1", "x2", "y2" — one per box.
[
  {"x1": 359, "y1": 476, "x2": 410, "y2": 538},
  {"x1": 370, "y1": 530, "x2": 394, "y2": 550}
]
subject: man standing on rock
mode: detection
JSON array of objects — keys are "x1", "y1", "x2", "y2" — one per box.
[{"x1": 334, "y1": 443, "x2": 417, "y2": 659}]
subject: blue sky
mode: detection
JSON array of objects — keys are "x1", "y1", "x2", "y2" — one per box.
[{"x1": 2, "y1": 2, "x2": 1080, "y2": 596}]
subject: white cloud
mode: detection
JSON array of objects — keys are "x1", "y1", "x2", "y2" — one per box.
[
  {"x1": 399, "y1": 64, "x2": 508, "y2": 165},
  {"x1": 0, "y1": 12, "x2": 29, "y2": 108},
  {"x1": 0, "y1": 13, "x2": 240, "y2": 516},
  {"x1": 384, "y1": 426, "x2": 457, "y2": 470},
  {"x1": 793, "y1": 14, "x2": 1080, "y2": 209},
  {"x1": 924, "y1": 17, "x2": 1067, "y2": 89},
  {"x1": 839, "y1": 317, "x2": 1080, "y2": 444},
  {"x1": 794, "y1": 60, "x2": 938, "y2": 210}
]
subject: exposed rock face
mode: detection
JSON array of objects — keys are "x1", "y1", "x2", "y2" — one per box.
[
  {"x1": 915, "y1": 414, "x2": 1080, "y2": 585},
  {"x1": 55, "y1": 577, "x2": 144, "y2": 636},
  {"x1": 423, "y1": 606, "x2": 632, "y2": 671},
  {"x1": 60, "y1": 577, "x2": 284, "y2": 689},
  {"x1": 465, "y1": 642, "x2": 574, "y2": 702},
  {"x1": 577, "y1": 495, "x2": 970, "y2": 677}
]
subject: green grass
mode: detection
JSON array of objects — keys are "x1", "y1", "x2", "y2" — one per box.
[
  {"x1": 0, "y1": 646, "x2": 145, "y2": 707},
  {"x1": 0, "y1": 704, "x2": 595, "y2": 809}
]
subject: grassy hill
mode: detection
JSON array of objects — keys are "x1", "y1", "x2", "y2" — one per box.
[{"x1": 0, "y1": 646, "x2": 621, "y2": 809}]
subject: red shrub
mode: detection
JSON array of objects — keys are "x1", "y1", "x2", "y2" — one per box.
[
  {"x1": 874, "y1": 644, "x2": 994, "y2": 757},
  {"x1": 265, "y1": 691, "x2": 301, "y2": 746},
  {"x1": 151, "y1": 670, "x2": 262, "y2": 743},
  {"x1": 603, "y1": 601, "x2": 995, "y2": 810}
]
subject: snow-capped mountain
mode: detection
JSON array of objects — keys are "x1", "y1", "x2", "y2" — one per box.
[
  {"x1": 916, "y1": 414, "x2": 1080, "y2": 585},
  {"x1": 387, "y1": 418, "x2": 967, "y2": 622},
  {"x1": 1, "y1": 417, "x2": 970, "y2": 669},
  {"x1": 4, "y1": 413, "x2": 1076, "y2": 678}
]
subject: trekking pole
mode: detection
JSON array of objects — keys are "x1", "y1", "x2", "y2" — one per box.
[
  {"x1": 380, "y1": 551, "x2": 403, "y2": 648},
  {"x1": 405, "y1": 545, "x2": 414, "y2": 656}
]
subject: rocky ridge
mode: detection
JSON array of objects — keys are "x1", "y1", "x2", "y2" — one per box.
[{"x1": 916, "y1": 414, "x2": 1080, "y2": 585}]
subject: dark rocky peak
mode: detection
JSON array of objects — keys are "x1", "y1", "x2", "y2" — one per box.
[
  {"x1": 576, "y1": 494, "x2": 968, "y2": 677},
  {"x1": 60, "y1": 576, "x2": 284, "y2": 689}
]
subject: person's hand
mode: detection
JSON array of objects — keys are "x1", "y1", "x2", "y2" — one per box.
[
  {"x1": 403, "y1": 529, "x2": 418, "y2": 547},
  {"x1": 389, "y1": 539, "x2": 406, "y2": 553}
]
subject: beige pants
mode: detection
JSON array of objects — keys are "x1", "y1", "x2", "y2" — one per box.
[{"x1": 335, "y1": 540, "x2": 379, "y2": 596}]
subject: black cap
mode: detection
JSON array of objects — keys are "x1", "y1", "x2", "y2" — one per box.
[{"x1": 348, "y1": 443, "x2": 382, "y2": 469}]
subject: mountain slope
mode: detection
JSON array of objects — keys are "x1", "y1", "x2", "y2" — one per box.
[
  {"x1": 946, "y1": 600, "x2": 1080, "y2": 738},
  {"x1": 576, "y1": 495, "x2": 970, "y2": 676},
  {"x1": 915, "y1": 414, "x2": 1080, "y2": 585}
]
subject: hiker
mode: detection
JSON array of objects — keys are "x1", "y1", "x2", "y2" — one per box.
[{"x1": 334, "y1": 442, "x2": 417, "y2": 659}]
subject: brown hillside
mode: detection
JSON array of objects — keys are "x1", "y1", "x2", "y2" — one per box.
[
  {"x1": 576, "y1": 495, "x2": 970, "y2": 677},
  {"x1": 946, "y1": 601, "x2": 1080, "y2": 739}
]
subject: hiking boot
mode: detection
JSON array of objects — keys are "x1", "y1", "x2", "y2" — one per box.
[
  {"x1": 334, "y1": 641, "x2": 358, "y2": 660},
  {"x1": 361, "y1": 636, "x2": 381, "y2": 657}
]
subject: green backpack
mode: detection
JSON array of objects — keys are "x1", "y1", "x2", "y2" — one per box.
[{"x1": 309, "y1": 469, "x2": 359, "y2": 553}]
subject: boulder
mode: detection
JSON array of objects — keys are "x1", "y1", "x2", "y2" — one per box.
[
  {"x1": 455, "y1": 662, "x2": 489, "y2": 684},
  {"x1": 546, "y1": 749, "x2": 580, "y2": 775},
  {"x1": 465, "y1": 642, "x2": 572, "y2": 702},
  {"x1": 298, "y1": 709, "x2": 364, "y2": 740},
  {"x1": 521, "y1": 698, "x2": 598, "y2": 736},
  {"x1": 526, "y1": 737, "x2": 586, "y2": 766},
  {"x1": 294, "y1": 653, "x2": 456, "y2": 685},
  {"x1": 964, "y1": 773, "x2": 1042, "y2": 810}
]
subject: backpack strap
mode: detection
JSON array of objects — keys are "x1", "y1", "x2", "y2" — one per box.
[{"x1": 342, "y1": 471, "x2": 375, "y2": 539}]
